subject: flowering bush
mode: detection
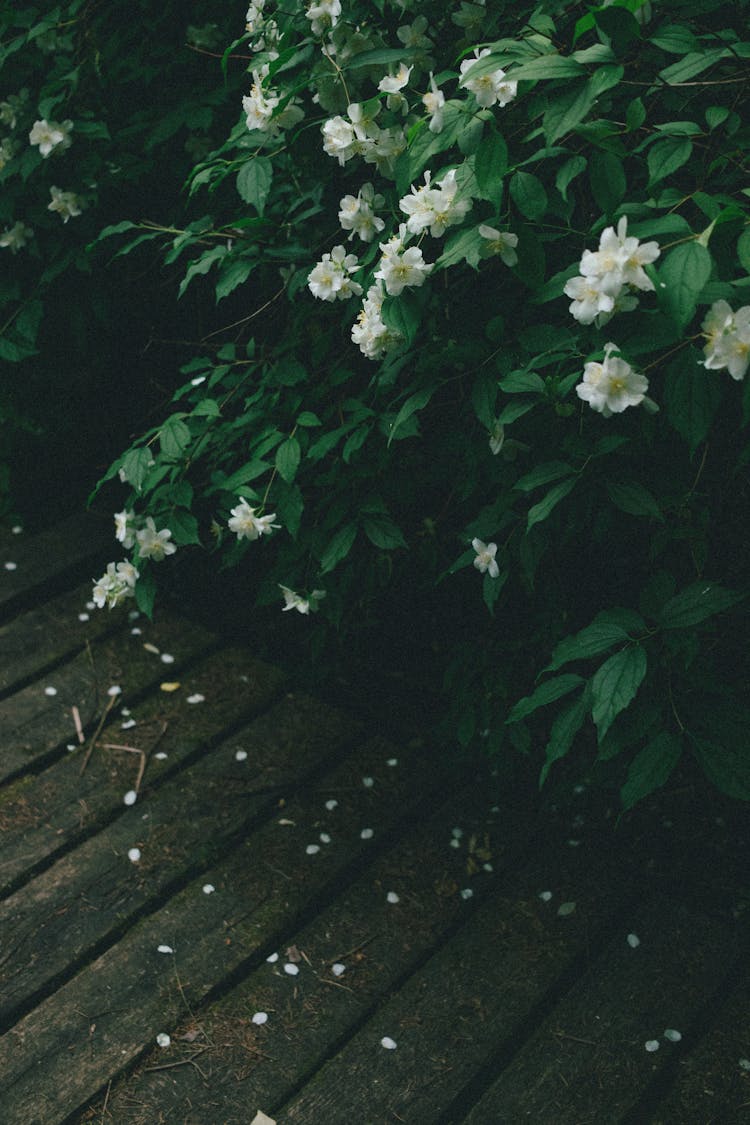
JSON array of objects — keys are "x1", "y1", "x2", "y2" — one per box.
[{"x1": 90, "y1": 0, "x2": 749, "y2": 808}]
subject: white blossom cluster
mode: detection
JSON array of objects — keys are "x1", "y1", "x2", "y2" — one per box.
[
  {"x1": 29, "y1": 117, "x2": 73, "y2": 158},
  {"x1": 322, "y1": 102, "x2": 406, "y2": 174},
  {"x1": 399, "y1": 169, "x2": 472, "y2": 238},
  {"x1": 114, "y1": 510, "x2": 177, "y2": 560},
  {"x1": 564, "y1": 217, "x2": 660, "y2": 326},
  {"x1": 575, "y1": 342, "x2": 649, "y2": 418},
  {"x1": 48, "y1": 185, "x2": 83, "y2": 223},
  {"x1": 242, "y1": 67, "x2": 304, "y2": 135},
  {"x1": 0, "y1": 220, "x2": 33, "y2": 253},
  {"x1": 92, "y1": 560, "x2": 139, "y2": 609},
  {"x1": 351, "y1": 283, "x2": 404, "y2": 360},
  {"x1": 279, "y1": 584, "x2": 326, "y2": 614},
  {"x1": 227, "y1": 498, "x2": 280, "y2": 540},
  {"x1": 702, "y1": 300, "x2": 750, "y2": 381},
  {"x1": 338, "y1": 182, "x2": 386, "y2": 243},
  {"x1": 459, "y1": 48, "x2": 518, "y2": 108},
  {"x1": 308, "y1": 246, "x2": 363, "y2": 301}
]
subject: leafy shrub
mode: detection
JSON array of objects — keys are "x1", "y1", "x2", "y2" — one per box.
[{"x1": 90, "y1": 0, "x2": 749, "y2": 808}]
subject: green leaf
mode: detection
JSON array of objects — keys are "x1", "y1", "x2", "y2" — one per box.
[
  {"x1": 168, "y1": 509, "x2": 201, "y2": 547},
  {"x1": 658, "y1": 242, "x2": 712, "y2": 329},
  {"x1": 509, "y1": 171, "x2": 548, "y2": 220},
  {"x1": 555, "y1": 156, "x2": 587, "y2": 203},
  {"x1": 507, "y1": 674, "x2": 584, "y2": 724},
  {"x1": 297, "y1": 411, "x2": 321, "y2": 427},
  {"x1": 738, "y1": 228, "x2": 750, "y2": 273},
  {"x1": 236, "y1": 157, "x2": 273, "y2": 215},
  {"x1": 647, "y1": 137, "x2": 692, "y2": 187},
  {"x1": 657, "y1": 583, "x2": 744, "y2": 630},
  {"x1": 505, "y1": 54, "x2": 585, "y2": 81},
  {"x1": 159, "y1": 418, "x2": 191, "y2": 460},
  {"x1": 658, "y1": 49, "x2": 725, "y2": 85},
  {"x1": 606, "y1": 480, "x2": 663, "y2": 520},
  {"x1": 275, "y1": 436, "x2": 301, "y2": 483},
  {"x1": 514, "y1": 461, "x2": 575, "y2": 492},
  {"x1": 500, "y1": 369, "x2": 545, "y2": 394},
  {"x1": 594, "y1": 6, "x2": 640, "y2": 47},
  {"x1": 362, "y1": 512, "x2": 407, "y2": 551},
  {"x1": 381, "y1": 290, "x2": 424, "y2": 345},
  {"x1": 591, "y1": 646, "x2": 647, "y2": 743},
  {"x1": 319, "y1": 522, "x2": 357, "y2": 574},
  {"x1": 215, "y1": 256, "x2": 256, "y2": 302},
  {"x1": 540, "y1": 692, "x2": 588, "y2": 787},
  {"x1": 386, "y1": 387, "x2": 434, "y2": 446},
  {"x1": 626, "y1": 97, "x2": 646, "y2": 132},
  {"x1": 620, "y1": 732, "x2": 682, "y2": 811},
  {"x1": 542, "y1": 80, "x2": 597, "y2": 144},
  {"x1": 134, "y1": 570, "x2": 156, "y2": 619},
  {"x1": 545, "y1": 611, "x2": 643, "y2": 673},
  {"x1": 121, "y1": 447, "x2": 155, "y2": 493},
  {"x1": 191, "y1": 398, "x2": 221, "y2": 418},
  {"x1": 664, "y1": 352, "x2": 723, "y2": 452},
  {"x1": 215, "y1": 460, "x2": 269, "y2": 493},
  {"x1": 690, "y1": 703, "x2": 750, "y2": 799},
  {"x1": 589, "y1": 150, "x2": 626, "y2": 215},
  {"x1": 483, "y1": 568, "x2": 507, "y2": 615},
  {"x1": 474, "y1": 132, "x2": 507, "y2": 206},
  {"x1": 526, "y1": 478, "x2": 576, "y2": 532},
  {"x1": 436, "y1": 225, "x2": 485, "y2": 270}
]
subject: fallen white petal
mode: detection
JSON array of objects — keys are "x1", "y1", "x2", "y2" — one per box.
[
  {"x1": 250, "y1": 1112, "x2": 276, "y2": 1125},
  {"x1": 128, "y1": 848, "x2": 141, "y2": 863},
  {"x1": 332, "y1": 963, "x2": 346, "y2": 976},
  {"x1": 538, "y1": 891, "x2": 552, "y2": 902},
  {"x1": 319, "y1": 833, "x2": 331, "y2": 844},
  {"x1": 44, "y1": 686, "x2": 58, "y2": 696},
  {"x1": 380, "y1": 1036, "x2": 397, "y2": 1050},
  {"x1": 143, "y1": 642, "x2": 160, "y2": 655},
  {"x1": 235, "y1": 749, "x2": 248, "y2": 762},
  {"x1": 360, "y1": 828, "x2": 374, "y2": 840},
  {"x1": 306, "y1": 844, "x2": 321, "y2": 855},
  {"x1": 121, "y1": 719, "x2": 137, "y2": 730},
  {"x1": 460, "y1": 888, "x2": 474, "y2": 901},
  {"x1": 387, "y1": 892, "x2": 400, "y2": 904},
  {"x1": 627, "y1": 933, "x2": 641, "y2": 949},
  {"x1": 155, "y1": 751, "x2": 168, "y2": 760},
  {"x1": 202, "y1": 884, "x2": 215, "y2": 894},
  {"x1": 157, "y1": 944, "x2": 174, "y2": 954},
  {"x1": 123, "y1": 790, "x2": 137, "y2": 806},
  {"x1": 325, "y1": 799, "x2": 338, "y2": 811},
  {"x1": 160, "y1": 653, "x2": 175, "y2": 664},
  {"x1": 362, "y1": 776, "x2": 374, "y2": 788},
  {"x1": 78, "y1": 612, "x2": 90, "y2": 622},
  {"x1": 664, "y1": 1028, "x2": 682, "y2": 1042},
  {"x1": 187, "y1": 693, "x2": 205, "y2": 704},
  {"x1": 86, "y1": 600, "x2": 96, "y2": 610},
  {"x1": 156, "y1": 1033, "x2": 171, "y2": 1048},
  {"x1": 645, "y1": 1039, "x2": 660, "y2": 1053},
  {"x1": 739, "y1": 1058, "x2": 750, "y2": 1071},
  {"x1": 11, "y1": 525, "x2": 22, "y2": 534},
  {"x1": 557, "y1": 901, "x2": 576, "y2": 917},
  {"x1": 4, "y1": 561, "x2": 17, "y2": 571},
  {"x1": 452, "y1": 827, "x2": 464, "y2": 839},
  {"x1": 386, "y1": 758, "x2": 398, "y2": 767},
  {"x1": 266, "y1": 952, "x2": 279, "y2": 963},
  {"x1": 483, "y1": 862, "x2": 494, "y2": 873},
  {"x1": 107, "y1": 685, "x2": 122, "y2": 696},
  {"x1": 131, "y1": 627, "x2": 142, "y2": 635},
  {"x1": 252, "y1": 1011, "x2": 269, "y2": 1025},
  {"x1": 283, "y1": 963, "x2": 299, "y2": 976},
  {"x1": 449, "y1": 838, "x2": 461, "y2": 849}
]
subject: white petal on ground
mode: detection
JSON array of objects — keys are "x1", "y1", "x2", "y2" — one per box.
[
  {"x1": 283, "y1": 963, "x2": 300, "y2": 976},
  {"x1": 362, "y1": 776, "x2": 374, "y2": 788},
  {"x1": 131, "y1": 627, "x2": 142, "y2": 635},
  {"x1": 156, "y1": 1033, "x2": 171, "y2": 1048},
  {"x1": 664, "y1": 1029, "x2": 682, "y2": 1042},
  {"x1": 325, "y1": 799, "x2": 339, "y2": 811},
  {"x1": 107, "y1": 685, "x2": 122, "y2": 696},
  {"x1": 155, "y1": 751, "x2": 168, "y2": 760},
  {"x1": 202, "y1": 884, "x2": 215, "y2": 894},
  {"x1": 235, "y1": 749, "x2": 248, "y2": 761},
  {"x1": 380, "y1": 1036, "x2": 397, "y2": 1050},
  {"x1": 306, "y1": 844, "x2": 321, "y2": 855},
  {"x1": 128, "y1": 848, "x2": 141, "y2": 863},
  {"x1": 319, "y1": 833, "x2": 331, "y2": 844},
  {"x1": 449, "y1": 838, "x2": 461, "y2": 849},
  {"x1": 538, "y1": 891, "x2": 553, "y2": 902},
  {"x1": 121, "y1": 719, "x2": 136, "y2": 729},
  {"x1": 44, "y1": 686, "x2": 58, "y2": 696},
  {"x1": 452, "y1": 827, "x2": 464, "y2": 839},
  {"x1": 78, "y1": 612, "x2": 90, "y2": 622},
  {"x1": 252, "y1": 1011, "x2": 269, "y2": 1025},
  {"x1": 157, "y1": 944, "x2": 174, "y2": 954},
  {"x1": 739, "y1": 1058, "x2": 750, "y2": 1071},
  {"x1": 187, "y1": 693, "x2": 205, "y2": 704},
  {"x1": 123, "y1": 790, "x2": 137, "y2": 806},
  {"x1": 483, "y1": 863, "x2": 493, "y2": 872},
  {"x1": 143, "y1": 642, "x2": 160, "y2": 654},
  {"x1": 627, "y1": 933, "x2": 641, "y2": 948},
  {"x1": 332, "y1": 963, "x2": 346, "y2": 976},
  {"x1": 266, "y1": 952, "x2": 279, "y2": 963},
  {"x1": 386, "y1": 758, "x2": 398, "y2": 767},
  {"x1": 360, "y1": 828, "x2": 374, "y2": 840},
  {"x1": 160, "y1": 653, "x2": 175, "y2": 664},
  {"x1": 557, "y1": 901, "x2": 576, "y2": 917},
  {"x1": 387, "y1": 892, "x2": 400, "y2": 904},
  {"x1": 460, "y1": 888, "x2": 474, "y2": 901},
  {"x1": 4, "y1": 561, "x2": 17, "y2": 571},
  {"x1": 11, "y1": 525, "x2": 22, "y2": 534},
  {"x1": 645, "y1": 1039, "x2": 660, "y2": 1052}
]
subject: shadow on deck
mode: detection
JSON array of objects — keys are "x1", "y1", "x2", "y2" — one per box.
[{"x1": 0, "y1": 514, "x2": 749, "y2": 1124}]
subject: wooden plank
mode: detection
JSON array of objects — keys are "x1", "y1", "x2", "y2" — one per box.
[
  {"x1": 640, "y1": 970, "x2": 750, "y2": 1125},
  {"x1": 79, "y1": 775, "x2": 537, "y2": 1125},
  {"x1": 0, "y1": 605, "x2": 215, "y2": 785},
  {"x1": 0, "y1": 691, "x2": 359, "y2": 1028},
  {"x1": 0, "y1": 511, "x2": 112, "y2": 618},
  {"x1": 458, "y1": 900, "x2": 738, "y2": 1124},
  {"x1": 0, "y1": 734, "x2": 458, "y2": 1124},
  {"x1": 277, "y1": 835, "x2": 650, "y2": 1124},
  {"x1": 0, "y1": 645, "x2": 287, "y2": 897},
  {"x1": 0, "y1": 582, "x2": 121, "y2": 700}
]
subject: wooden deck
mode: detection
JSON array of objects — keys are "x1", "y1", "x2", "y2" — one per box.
[{"x1": 1, "y1": 514, "x2": 749, "y2": 1125}]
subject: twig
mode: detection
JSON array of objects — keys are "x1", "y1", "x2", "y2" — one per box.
[
  {"x1": 144, "y1": 1048, "x2": 209, "y2": 1077},
  {"x1": 71, "y1": 706, "x2": 85, "y2": 744},
  {"x1": 553, "y1": 1031, "x2": 597, "y2": 1047},
  {"x1": 100, "y1": 1078, "x2": 112, "y2": 1123},
  {"x1": 138, "y1": 720, "x2": 168, "y2": 792},
  {"x1": 329, "y1": 934, "x2": 377, "y2": 964},
  {"x1": 79, "y1": 695, "x2": 117, "y2": 776}
]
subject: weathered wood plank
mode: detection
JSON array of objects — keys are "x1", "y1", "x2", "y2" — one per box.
[
  {"x1": 0, "y1": 734, "x2": 454, "y2": 1124},
  {"x1": 0, "y1": 645, "x2": 287, "y2": 897},
  {"x1": 0, "y1": 511, "x2": 112, "y2": 618},
  {"x1": 0, "y1": 582, "x2": 121, "y2": 699},
  {"x1": 0, "y1": 606, "x2": 215, "y2": 785},
  {"x1": 458, "y1": 900, "x2": 738, "y2": 1125},
  {"x1": 78, "y1": 774, "x2": 536, "y2": 1125},
  {"x1": 0, "y1": 692, "x2": 359, "y2": 1028},
  {"x1": 276, "y1": 841, "x2": 657, "y2": 1124}
]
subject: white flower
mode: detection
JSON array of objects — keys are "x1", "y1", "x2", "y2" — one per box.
[
  {"x1": 279, "y1": 585, "x2": 326, "y2": 614},
  {"x1": 306, "y1": 0, "x2": 341, "y2": 36},
  {"x1": 47, "y1": 185, "x2": 83, "y2": 223},
  {"x1": 399, "y1": 169, "x2": 472, "y2": 238},
  {"x1": 479, "y1": 225, "x2": 518, "y2": 267},
  {"x1": 308, "y1": 245, "x2": 363, "y2": 301},
  {"x1": 351, "y1": 283, "x2": 403, "y2": 360},
  {"x1": 702, "y1": 300, "x2": 750, "y2": 380},
  {"x1": 374, "y1": 228, "x2": 433, "y2": 295},
  {"x1": 322, "y1": 115, "x2": 358, "y2": 165},
  {"x1": 114, "y1": 510, "x2": 136, "y2": 549},
  {"x1": 29, "y1": 118, "x2": 73, "y2": 158},
  {"x1": 576, "y1": 343, "x2": 649, "y2": 418},
  {"x1": 228, "y1": 498, "x2": 280, "y2": 540},
  {"x1": 136, "y1": 518, "x2": 176, "y2": 561},
  {"x1": 472, "y1": 538, "x2": 500, "y2": 578},
  {"x1": 338, "y1": 182, "x2": 386, "y2": 243},
  {"x1": 243, "y1": 71, "x2": 303, "y2": 135},
  {"x1": 422, "y1": 73, "x2": 445, "y2": 133},
  {"x1": 460, "y1": 49, "x2": 517, "y2": 108},
  {"x1": 92, "y1": 560, "x2": 139, "y2": 609},
  {"x1": 379, "y1": 63, "x2": 412, "y2": 113},
  {"x1": 0, "y1": 221, "x2": 33, "y2": 253},
  {"x1": 564, "y1": 275, "x2": 616, "y2": 326},
  {"x1": 566, "y1": 218, "x2": 660, "y2": 325}
]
